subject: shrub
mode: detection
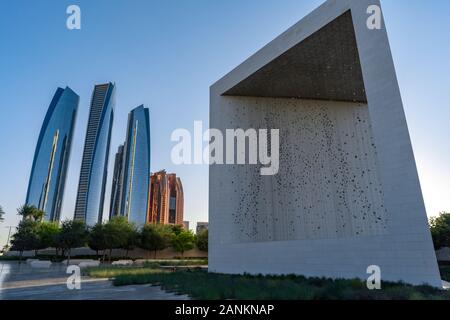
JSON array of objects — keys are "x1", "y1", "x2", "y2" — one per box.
[
  {"x1": 430, "y1": 212, "x2": 450, "y2": 249},
  {"x1": 172, "y1": 230, "x2": 195, "y2": 257},
  {"x1": 196, "y1": 229, "x2": 208, "y2": 252},
  {"x1": 140, "y1": 224, "x2": 173, "y2": 258},
  {"x1": 58, "y1": 220, "x2": 88, "y2": 264}
]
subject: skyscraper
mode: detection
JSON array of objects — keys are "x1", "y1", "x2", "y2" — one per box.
[
  {"x1": 109, "y1": 144, "x2": 124, "y2": 220},
  {"x1": 147, "y1": 170, "x2": 184, "y2": 226},
  {"x1": 74, "y1": 83, "x2": 115, "y2": 226},
  {"x1": 119, "y1": 105, "x2": 150, "y2": 228},
  {"x1": 26, "y1": 87, "x2": 79, "y2": 222},
  {"x1": 109, "y1": 106, "x2": 150, "y2": 227}
]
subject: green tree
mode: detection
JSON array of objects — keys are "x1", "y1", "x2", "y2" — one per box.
[
  {"x1": 10, "y1": 220, "x2": 40, "y2": 261},
  {"x1": 140, "y1": 224, "x2": 173, "y2": 259},
  {"x1": 172, "y1": 229, "x2": 195, "y2": 258},
  {"x1": 0, "y1": 205, "x2": 5, "y2": 222},
  {"x1": 37, "y1": 222, "x2": 60, "y2": 258},
  {"x1": 58, "y1": 220, "x2": 88, "y2": 265},
  {"x1": 170, "y1": 224, "x2": 184, "y2": 235},
  {"x1": 196, "y1": 229, "x2": 208, "y2": 252},
  {"x1": 123, "y1": 227, "x2": 140, "y2": 258},
  {"x1": 17, "y1": 204, "x2": 45, "y2": 222},
  {"x1": 103, "y1": 217, "x2": 130, "y2": 261},
  {"x1": 88, "y1": 223, "x2": 107, "y2": 260},
  {"x1": 430, "y1": 212, "x2": 450, "y2": 249}
]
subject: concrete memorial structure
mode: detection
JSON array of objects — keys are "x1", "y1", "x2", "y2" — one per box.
[{"x1": 209, "y1": 0, "x2": 441, "y2": 286}]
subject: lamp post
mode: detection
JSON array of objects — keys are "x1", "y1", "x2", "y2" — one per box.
[{"x1": 3, "y1": 226, "x2": 14, "y2": 251}]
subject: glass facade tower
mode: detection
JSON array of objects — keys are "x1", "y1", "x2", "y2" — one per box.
[
  {"x1": 74, "y1": 83, "x2": 115, "y2": 226},
  {"x1": 112, "y1": 105, "x2": 150, "y2": 228},
  {"x1": 26, "y1": 87, "x2": 79, "y2": 222},
  {"x1": 109, "y1": 144, "x2": 124, "y2": 219}
]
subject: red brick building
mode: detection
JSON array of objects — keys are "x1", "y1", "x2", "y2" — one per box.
[{"x1": 147, "y1": 170, "x2": 184, "y2": 226}]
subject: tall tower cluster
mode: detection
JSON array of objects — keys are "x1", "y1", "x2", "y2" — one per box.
[{"x1": 26, "y1": 83, "x2": 183, "y2": 228}]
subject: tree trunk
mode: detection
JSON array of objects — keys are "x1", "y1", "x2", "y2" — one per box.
[
  {"x1": 67, "y1": 249, "x2": 71, "y2": 266},
  {"x1": 109, "y1": 248, "x2": 112, "y2": 263},
  {"x1": 19, "y1": 250, "x2": 23, "y2": 264},
  {"x1": 125, "y1": 249, "x2": 129, "y2": 258},
  {"x1": 154, "y1": 250, "x2": 157, "y2": 259}
]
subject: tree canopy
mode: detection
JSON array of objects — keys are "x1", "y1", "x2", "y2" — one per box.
[
  {"x1": 10, "y1": 220, "x2": 40, "y2": 258},
  {"x1": 17, "y1": 204, "x2": 45, "y2": 222},
  {"x1": 169, "y1": 224, "x2": 184, "y2": 236},
  {"x1": 8, "y1": 206, "x2": 201, "y2": 260},
  {"x1": 103, "y1": 217, "x2": 131, "y2": 250},
  {"x1": 140, "y1": 224, "x2": 173, "y2": 258},
  {"x1": 58, "y1": 220, "x2": 88, "y2": 263},
  {"x1": 37, "y1": 222, "x2": 60, "y2": 251},
  {"x1": 88, "y1": 223, "x2": 108, "y2": 254},
  {"x1": 430, "y1": 212, "x2": 450, "y2": 250},
  {"x1": 123, "y1": 227, "x2": 140, "y2": 257},
  {"x1": 196, "y1": 229, "x2": 208, "y2": 252},
  {"x1": 172, "y1": 229, "x2": 195, "y2": 257}
]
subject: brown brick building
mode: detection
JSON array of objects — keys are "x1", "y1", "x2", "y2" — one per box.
[{"x1": 147, "y1": 170, "x2": 184, "y2": 226}]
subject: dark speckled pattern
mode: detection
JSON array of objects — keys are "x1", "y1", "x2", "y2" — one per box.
[
  {"x1": 223, "y1": 96, "x2": 388, "y2": 243},
  {"x1": 224, "y1": 11, "x2": 366, "y2": 103}
]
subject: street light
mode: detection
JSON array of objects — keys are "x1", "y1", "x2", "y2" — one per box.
[{"x1": 3, "y1": 226, "x2": 14, "y2": 252}]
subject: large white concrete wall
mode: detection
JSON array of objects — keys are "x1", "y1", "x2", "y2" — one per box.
[
  {"x1": 218, "y1": 97, "x2": 387, "y2": 243},
  {"x1": 209, "y1": 96, "x2": 439, "y2": 287},
  {"x1": 209, "y1": 0, "x2": 441, "y2": 287}
]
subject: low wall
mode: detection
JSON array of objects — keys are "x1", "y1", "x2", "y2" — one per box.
[{"x1": 5, "y1": 247, "x2": 208, "y2": 259}]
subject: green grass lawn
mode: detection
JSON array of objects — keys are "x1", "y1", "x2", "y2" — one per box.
[
  {"x1": 142, "y1": 259, "x2": 208, "y2": 267},
  {"x1": 86, "y1": 266, "x2": 170, "y2": 278},
  {"x1": 85, "y1": 265, "x2": 450, "y2": 300},
  {"x1": 84, "y1": 259, "x2": 207, "y2": 278}
]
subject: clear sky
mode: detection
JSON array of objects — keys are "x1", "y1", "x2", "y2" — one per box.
[{"x1": 1, "y1": 0, "x2": 449, "y2": 245}]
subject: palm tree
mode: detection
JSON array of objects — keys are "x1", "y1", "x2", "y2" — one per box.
[
  {"x1": 32, "y1": 209, "x2": 45, "y2": 222},
  {"x1": 17, "y1": 204, "x2": 45, "y2": 222}
]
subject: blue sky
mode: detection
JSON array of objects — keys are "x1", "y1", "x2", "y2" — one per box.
[{"x1": 1, "y1": 0, "x2": 449, "y2": 244}]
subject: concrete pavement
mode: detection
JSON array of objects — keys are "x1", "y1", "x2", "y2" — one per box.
[{"x1": 0, "y1": 261, "x2": 189, "y2": 300}]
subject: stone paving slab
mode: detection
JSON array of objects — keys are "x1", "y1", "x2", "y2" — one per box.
[{"x1": 0, "y1": 261, "x2": 190, "y2": 300}]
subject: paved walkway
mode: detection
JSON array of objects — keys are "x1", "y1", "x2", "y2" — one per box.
[
  {"x1": 0, "y1": 261, "x2": 189, "y2": 300},
  {"x1": 443, "y1": 280, "x2": 450, "y2": 290}
]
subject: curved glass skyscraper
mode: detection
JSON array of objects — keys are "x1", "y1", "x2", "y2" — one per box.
[
  {"x1": 109, "y1": 144, "x2": 124, "y2": 219},
  {"x1": 74, "y1": 83, "x2": 115, "y2": 226},
  {"x1": 26, "y1": 87, "x2": 79, "y2": 222},
  {"x1": 110, "y1": 105, "x2": 150, "y2": 228}
]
